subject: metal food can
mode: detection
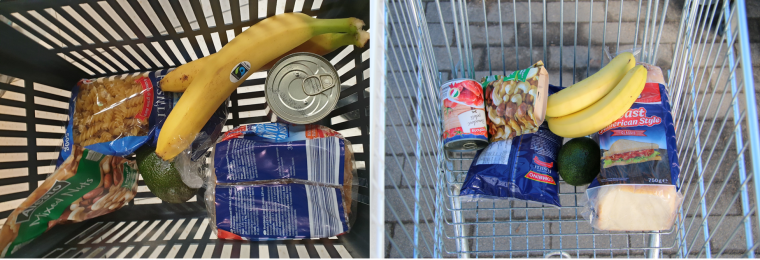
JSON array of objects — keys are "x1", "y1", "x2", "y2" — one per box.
[
  {"x1": 441, "y1": 78, "x2": 489, "y2": 151},
  {"x1": 265, "y1": 52, "x2": 340, "y2": 124}
]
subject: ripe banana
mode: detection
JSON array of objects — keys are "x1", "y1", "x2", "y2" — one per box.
[
  {"x1": 156, "y1": 13, "x2": 365, "y2": 160},
  {"x1": 546, "y1": 52, "x2": 635, "y2": 117},
  {"x1": 159, "y1": 32, "x2": 369, "y2": 92},
  {"x1": 547, "y1": 65, "x2": 647, "y2": 138}
]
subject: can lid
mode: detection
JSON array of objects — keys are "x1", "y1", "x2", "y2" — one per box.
[
  {"x1": 444, "y1": 138, "x2": 489, "y2": 152},
  {"x1": 265, "y1": 52, "x2": 340, "y2": 124}
]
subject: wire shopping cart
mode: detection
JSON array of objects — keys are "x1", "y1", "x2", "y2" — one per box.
[
  {"x1": 380, "y1": 0, "x2": 759, "y2": 258},
  {"x1": 0, "y1": 0, "x2": 370, "y2": 258}
]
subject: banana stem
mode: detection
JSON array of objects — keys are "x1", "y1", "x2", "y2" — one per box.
[{"x1": 309, "y1": 17, "x2": 364, "y2": 35}]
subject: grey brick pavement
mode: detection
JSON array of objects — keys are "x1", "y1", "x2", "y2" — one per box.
[{"x1": 386, "y1": 0, "x2": 760, "y2": 257}]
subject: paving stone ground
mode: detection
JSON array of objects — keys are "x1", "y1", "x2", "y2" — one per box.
[{"x1": 385, "y1": 0, "x2": 760, "y2": 258}]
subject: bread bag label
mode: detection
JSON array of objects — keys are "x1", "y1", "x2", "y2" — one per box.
[
  {"x1": 591, "y1": 82, "x2": 680, "y2": 186},
  {"x1": 214, "y1": 136, "x2": 345, "y2": 185},
  {"x1": 214, "y1": 183, "x2": 348, "y2": 240}
]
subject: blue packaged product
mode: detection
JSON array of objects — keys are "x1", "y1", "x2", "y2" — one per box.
[
  {"x1": 212, "y1": 123, "x2": 352, "y2": 185},
  {"x1": 57, "y1": 70, "x2": 227, "y2": 166},
  {"x1": 212, "y1": 183, "x2": 349, "y2": 240},
  {"x1": 459, "y1": 85, "x2": 564, "y2": 207},
  {"x1": 459, "y1": 122, "x2": 563, "y2": 207},
  {"x1": 584, "y1": 63, "x2": 682, "y2": 231},
  {"x1": 207, "y1": 123, "x2": 356, "y2": 240}
]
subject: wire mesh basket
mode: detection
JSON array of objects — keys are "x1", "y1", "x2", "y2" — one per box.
[
  {"x1": 381, "y1": 0, "x2": 759, "y2": 258},
  {"x1": 0, "y1": 0, "x2": 370, "y2": 258}
]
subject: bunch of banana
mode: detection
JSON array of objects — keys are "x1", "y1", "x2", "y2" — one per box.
[
  {"x1": 547, "y1": 65, "x2": 648, "y2": 138},
  {"x1": 546, "y1": 52, "x2": 636, "y2": 117},
  {"x1": 160, "y1": 32, "x2": 369, "y2": 92},
  {"x1": 156, "y1": 13, "x2": 367, "y2": 160}
]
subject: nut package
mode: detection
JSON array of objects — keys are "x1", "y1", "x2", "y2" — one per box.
[
  {"x1": 0, "y1": 146, "x2": 138, "y2": 257},
  {"x1": 481, "y1": 61, "x2": 549, "y2": 142}
]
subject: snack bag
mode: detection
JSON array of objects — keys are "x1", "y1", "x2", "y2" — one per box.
[
  {"x1": 58, "y1": 70, "x2": 227, "y2": 166},
  {"x1": 583, "y1": 63, "x2": 683, "y2": 231},
  {"x1": 481, "y1": 61, "x2": 549, "y2": 141},
  {"x1": 207, "y1": 123, "x2": 356, "y2": 240},
  {"x1": 459, "y1": 122, "x2": 563, "y2": 207},
  {"x1": 0, "y1": 146, "x2": 139, "y2": 257}
]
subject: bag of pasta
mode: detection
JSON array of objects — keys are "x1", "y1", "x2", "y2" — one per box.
[
  {"x1": 58, "y1": 70, "x2": 227, "y2": 166},
  {"x1": 0, "y1": 146, "x2": 139, "y2": 257}
]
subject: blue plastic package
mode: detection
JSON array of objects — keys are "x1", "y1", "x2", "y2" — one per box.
[
  {"x1": 212, "y1": 123, "x2": 351, "y2": 185},
  {"x1": 212, "y1": 183, "x2": 349, "y2": 240},
  {"x1": 57, "y1": 70, "x2": 227, "y2": 166},
  {"x1": 207, "y1": 123, "x2": 356, "y2": 240},
  {"x1": 459, "y1": 85, "x2": 564, "y2": 207}
]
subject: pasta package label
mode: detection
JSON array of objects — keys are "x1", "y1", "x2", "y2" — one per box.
[{"x1": 58, "y1": 70, "x2": 228, "y2": 166}]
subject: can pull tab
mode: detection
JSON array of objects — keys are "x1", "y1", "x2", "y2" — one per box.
[{"x1": 302, "y1": 75, "x2": 335, "y2": 96}]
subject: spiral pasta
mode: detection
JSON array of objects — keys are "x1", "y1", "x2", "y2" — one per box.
[{"x1": 73, "y1": 75, "x2": 150, "y2": 146}]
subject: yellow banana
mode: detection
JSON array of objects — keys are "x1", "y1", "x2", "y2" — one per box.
[
  {"x1": 547, "y1": 65, "x2": 647, "y2": 138},
  {"x1": 159, "y1": 31, "x2": 369, "y2": 92},
  {"x1": 156, "y1": 13, "x2": 365, "y2": 160},
  {"x1": 546, "y1": 52, "x2": 635, "y2": 117}
]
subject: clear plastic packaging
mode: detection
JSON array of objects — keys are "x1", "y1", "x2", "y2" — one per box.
[
  {"x1": 58, "y1": 70, "x2": 228, "y2": 167},
  {"x1": 584, "y1": 184, "x2": 682, "y2": 231},
  {"x1": 480, "y1": 61, "x2": 549, "y2": 142},
  {"x1": 0, "y1": 146, "x2": 139, "y2": 257},
  {"x1": 205, "y1": 123, "x2": 357, "y2": 240},
  {"x1": 582, "y1": 62, "x2": 683, "y2": 231}
]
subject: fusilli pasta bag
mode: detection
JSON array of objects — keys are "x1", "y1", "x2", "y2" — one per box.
[{"x1": 58, "y1": 69, "x2": 229, "y2": 167}]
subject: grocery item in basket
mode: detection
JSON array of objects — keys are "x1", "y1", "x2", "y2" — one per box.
[
  {"x1": 459, "y1": 122, "x2": 563, "y2": 207},
  {"x1": 135, "y1": 146, "x2": 197, "y2": 203},
  {"x1": 58, "y1": 70, "x2": 228, "y2": 166},
  {"x1": 0, "y1": 146, "x2": 138, "y2": 257},
  {"x1": 206, "y1": 122, "x2": 357, "y2": 240},
  {"x1": 546, "y1": 65, "x2": 648, "y2": 138},
  {"x1": 265, "y1": 53, "x2": 341, "y2": 124},
  {"x1": 481, "y1": 61, "x2": 549, "y2": 142},
  {"x1": 441, "y1": 78, "x2": 489, "y2": 151},
  {"x1": 155, "y1": 13, "x2": 366, "y2": 161},
  {"x1": 557, "y1": 137, "x2": 601, "y2": 186},
  {"x1": 208, "y1": 183, "x2": 350, "y2": 240},
  {"x1": 546, "y1": 52, "x2": 636, "y2": 118},
  {"x1": 159, "y1": 32, "x2": 369, "y2": 92},
  {"x1": 583, "y1": 63, "x2": 683, "y2": 231},
  {"x1": 213, "y1": 123, "x2": 355, "y2": 188}
]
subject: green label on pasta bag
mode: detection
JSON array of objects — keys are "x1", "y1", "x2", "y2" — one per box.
[{"x1": 4, "y1": 149, "x2": 104, "y2": 257}]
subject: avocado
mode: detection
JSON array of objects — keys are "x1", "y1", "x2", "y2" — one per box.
[
  {"x1": 557, "y1": 137, "x2": 601, "y2": 186},
  {"x1": 135, "y1": 146, "x2": 197, "y2": 203}
]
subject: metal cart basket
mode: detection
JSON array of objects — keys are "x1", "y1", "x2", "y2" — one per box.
[
  {"x1": 380, "y1": 0, "x2": 759, "y2": 258},
  {"x1": 0, "y1": 0, "x2": 369, "y2": 258}
]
